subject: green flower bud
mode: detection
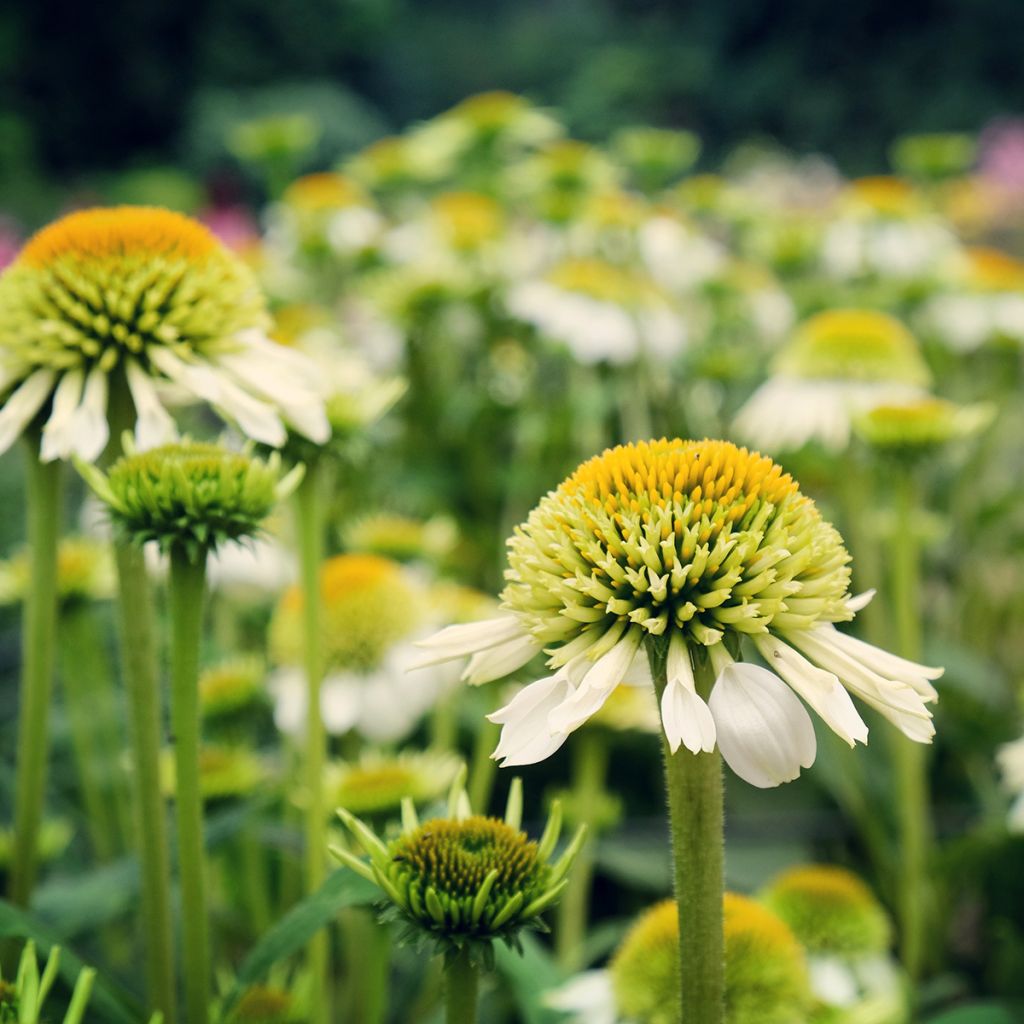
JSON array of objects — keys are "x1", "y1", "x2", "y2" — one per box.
[{"x1": 78, "y1": 439, "x2": 302, "y2": 561}]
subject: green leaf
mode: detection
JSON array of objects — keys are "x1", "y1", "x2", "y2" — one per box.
[
  {"x1": 221, "y1": 868, "x2": 378, "y2": 1013},
  {"x1": 493, "y1": 932, "x2": 562, "y2": 1024},
  {"x1": 0, "y1": 900, "x2": 141, "y2": 1024}
]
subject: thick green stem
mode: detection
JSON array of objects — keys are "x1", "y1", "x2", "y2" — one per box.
[
  {"x1": 555, "y1": 730, "x2": 609, "y2": 971},
  {"x1": 168, "y1": 550, "x2": 211, "y2": 1024},
  {"x1": 113, "y1": 540, "x2": 177, "y2": 1023},
  {"x1": 58, "y1": 605, "x2": 125, "y2": 862},
  {"x1": 648, "y1": 637, "x2": 725, "y2": 1024},
  {"x1": 890, "y1": 471, "x2": 931, "y2": 982},
  {"x1": 294, "y1": 462, "x2": 330, "y2": 1024},
  {"x1": 466, "y1": 718, "x2": 500, "y2": 814},
  {"x1": 444, "y1": 947, "x2": 479, "y2": 1024},
  {"x1": 10, "y1": 437, "x2": 62, "y2": 907},
  {"x1": 343, "y1": 909, "x2": 391, "y2": 1024}
]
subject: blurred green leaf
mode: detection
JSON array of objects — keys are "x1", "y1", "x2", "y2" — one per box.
[
  {"x1": 925, "y1": 1004, "x2": 1019, "y2": 1024},
  {"x1": 0, "y1": 900, "x2": 141, "y2": 1024},
  {"x1": 493, "y1": 931, "x2": 562, "y2": 1024}
]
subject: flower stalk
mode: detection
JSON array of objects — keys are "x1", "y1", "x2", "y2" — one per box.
[
  {"x1": 648, "y1": 635, "x2": 725, "y2": 1024},
  {"x1": 293, "y1": 458, "x2": 330, "y2": 1024},
  {"x1": 9, "y1": 432, "x2": 62, "y2": 908},
  {"x1": 445, "y1": 946, "x2": 480, "y2": 1024},
  {"x1": 168, "y1": 548, "x2": 212, "y2": 1024}
]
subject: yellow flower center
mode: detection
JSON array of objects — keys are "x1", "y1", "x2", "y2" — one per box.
[
  {"x1": 965, "y1": 246, "x2": 1024, "y2": 291},
  {"x1": 283, "y1": 172, "x2": 366, "y2": 212}
]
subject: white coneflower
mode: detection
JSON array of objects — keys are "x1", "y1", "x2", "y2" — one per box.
[
  {"x1": 415, "y1": 438, "x2": 941, "y2": 788},
  {"x1": 0, "y1": 206, "x2": 329, "y2": 461},
  {"x1": 997, "y1": 736, "x2": 1024, "y2": 831},
  {"x1": 734, "y1": 310, "x2": 931, "y2": 454},
  {"x1": 506, "y1": 258, "x2": 686, "y2": 365}
]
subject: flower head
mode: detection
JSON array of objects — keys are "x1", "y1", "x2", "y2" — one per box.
[
  {"x1": 78, "y1": 438, "x2": 301, "y2": 560},
  {"x1": 160, "y1": 744, "x2": 268, "y2": 802},
  {"x1": 0, "y1": 536, "x2": 114, "y2": 606},
  {"x1": 326, "y1": 749, "x2": 462, "y2": 818},
  {"x1": 199, "y1": 655, "x2": 267, "y2": 720},
  {"x1": 855, "y1": 397, "x2": 994, "y2": 456},
  {"x1": 734, "y1": 311, "x2": 930, "y2": 453},
  {"x1": 0, "y1": 206, "x2": 328, "y2": 460},
  {"x1": 417, "y1": 439, "x2": 942, "y2": 786},
  {"x1": 551, "y1": 894, "x2": 809, "y2": 1024},
  {"x1": 332, "y1": 774, "x2": 584, "y2": 965}
]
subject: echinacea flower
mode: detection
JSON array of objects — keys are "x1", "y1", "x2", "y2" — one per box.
[
  {"x1": 417, "y1": 439, "x2": 942, "y2": 787},
  {"x1": 326, "y1": 749, "x2": 463, "y2": 819},
  {"x1": 0, "y1": 536, "x2": 114, "y2": 606},
  {"x1": 734, "y1": 310, "x2": 931, "y2": 454},
  {"x1": 855, "y1": 397, "x2": 993, "y2": 456},
  {"x1": 0, "y1": 206, "x2": 328, "y2": 461},
  {"x1": 332, "y1": 773, "x2": 584, "y2": 965},
  {"x1": 761, "y1": 865, "x2": 906, "y2": 1018},
  {"x1": 269, "y1": 554, "x2": 457, "y2": 743},
  {"x1": 547, "y1": 893, "x2": 810, "y2": 1024}
]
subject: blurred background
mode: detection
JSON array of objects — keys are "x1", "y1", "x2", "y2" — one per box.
[{"x1": 4, "y1": 0, "x2": 1024, "y2": 224}]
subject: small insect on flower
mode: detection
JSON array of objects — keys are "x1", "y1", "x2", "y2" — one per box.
[
  {"x1": 0, "y1": 206, "x2": 328, "y2": 462},
  {"x1": 415, "y1": 438, "x2": 943, "y2": 788},
  {"x1": 331, "y1": 771, "x2": 586, "y2": 967},
  {"x1": 76, "y1": 437, "x2": 303, "y2": 562}
]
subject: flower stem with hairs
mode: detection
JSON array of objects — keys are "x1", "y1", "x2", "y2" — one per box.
[
  {"x1": 648, "y1": 635, "x2": 725, "y2": 1024},
  {"x1": 168, "y1": 548, "x2": 212, "y2": 1024},
  {"x1": 294, "y1": 458, "x2": 330, "y2": 1024},
  {"x1": 9, "y1": 432, "x2": 62, "y2": 908}
]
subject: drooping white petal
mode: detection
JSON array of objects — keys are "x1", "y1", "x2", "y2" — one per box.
[
  {"x1": 411, "y1": 615, "x2": 527, "y2": 667},
  {"x1": 0, "y1": 369, "x2": 56, "y2": 456},
  {"x1": 462, "y1": 632, "x2": 540, "y2": 685},
  {"x1": 808, "y1": 955, "x2": 860, "y2": 1008},
  {"x1": 65, "y1": 366, "x2": 110, "y2": 461},
  {"x1": 546, "y1": 629, "x2": 643, "y2": 734},
  {"x1": 813, "y1": 623, "x2": 942, "y2": 700},
  {"x1": 268, "y1": 667, "x2": 306, "y2": 737},
  {"x1": 754, "y1": 633, "x2": 869, "y2": 747},
  {"x1": 660, "y1": 632, "x2": 716, "y2": 754},
  {"x1": 846, "y1": 589, "x2": 876, "y2": 613},
  {"x1": 708, "y1": 662, "x2": 817, "y2": 788},
  {"x1": 488, "y1": 673, "x2": 573, "y2": 767},
  {"x1": 786, "y1": 628, "x2": 935, "y2": 742},
  {"x1": 320, "y1": 675, "x2": 363, "y2": 735},
  {"x1": 125, "y1": 358, "x2": 177, "y2": 450},
  {"x1": 40, "y1": 369, "x2": 84, "y2": 461},
  {"x1": 543, "y1": 970, "x2": 618, "y2": 1024}
]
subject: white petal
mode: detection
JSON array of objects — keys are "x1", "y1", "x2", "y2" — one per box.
[
  {"x1": 488, "y1": 673, "x2": 572, "y2": 767},
  {"x1": 0, "y1": 369, "x2": 56, "y2": 456},
  {"x1": 462, "y1": 632, "x2": 540, "y2": 685},
  {"x1": 846, "y1": 589, "x2": 876, "y2": 613},
  {"x1": 708, "y1": 663, "x2": 817, "y2": 788},
  {"x1": 268, "y1": 667, "x2": 306, "y2": 737},
  {"x1": 319, "y1": 675, "x2": 362, "y2": 735},
  {"x1": 816, "y1": 624, "x2": 942, "y2": 698},
  {"x1": 411, "y1": 615, "x2": 527, "y2": 667},
  {"x1": 754, "y1": 634, "x2": 869, "y2": 747},
  {"x1": 809, "y1": 956, "x2": 860, "y2": 1008},
  {"x1": 40, "y1": 369, "x2": 84, "y2": 461},
  {"x1": 65, "y1": 366, "x2": 110, "y2": 461},
  {"x1": 660, "y1": 633, "x2": 716, "y2": 754},
  {"x1": 544, "y1": 971, "x2": 618, "y2": 1024},
  {"x1": 125, "y1": 359, "x2": 177, "y2": 450},
  {"x1": 546, "y1": 630, "x2": 642, "y2": 734}
]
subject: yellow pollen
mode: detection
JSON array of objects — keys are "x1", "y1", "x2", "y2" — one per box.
[
  {"x1": 723, "y1": 892, "x2": 803, "y2": 953},
  {"x1": 19, "y1": 206, "x2": 219, "y2": 268},
  {"x1": 283, "y1": 172, "x2": 365, "y2": 211},
  {"x1": 767, "y1": 865, "x2": 876, "y2": 907}
]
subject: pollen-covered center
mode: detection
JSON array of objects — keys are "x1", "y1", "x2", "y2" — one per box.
[
  {"x1": 0, "y1": 205, "x2": 266, "y2": 375},
  {"x1": 502, "y1": 438, "x2": 852, "y2": 648}
]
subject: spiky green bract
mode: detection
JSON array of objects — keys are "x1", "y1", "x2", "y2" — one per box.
[
  {"x1": 610, "y1": 895, "x2": 810, "y2": 1024},
  {"x1": 760, "y1": 865, "x2": 892, "y2": 958},
  {"x1": 0, "y1": 942, "x2": 96, "y2": 1024},
  {"x1": 503, "y1": 438, "x2": 852, "y2": 651},
  {"x1": 332, "y1": 774, "x2": 585, "y2": 969},
  {"x1": 77, "y1": 438, "x2": 302, "y2": 561}
]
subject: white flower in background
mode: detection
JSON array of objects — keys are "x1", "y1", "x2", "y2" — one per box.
[
  {"x1": 206, "y1": 535, "x2": 295, "y2": 601},
  {"x1": 269, "y1": 554, "x2": 460, "y2": 745},
  {"x1": 415, "y1": 439, "x2": 941, "y2": 787},
  {"x1": 821, "y1": 176, "x2": 960, "y2": 283},
  {"x1": 0, "y1": 206, "x2": 329, "y2": 461},
  {"x1": 507, "y1": 258, "x2": 685, "y2": 365},
  {"x1": 997, "y1": 736, "x2": 1024, "y2": 831},
  {"x1": 734, "y1": 309, "x2": 931, "y2": 454},
  {"x1": 919, "y1": 247, "x2": 1024, "y2": 352},
  {"x1": 639, "y1": 213, "x2": 728, "y2": 292}
]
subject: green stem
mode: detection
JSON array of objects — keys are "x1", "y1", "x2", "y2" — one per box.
[
  {"x1": 466, "y1": 718, "x2": 500, "y2": 814},
  {"x1": 344, "y1": 910, "x2": 391, "y2": 1024},
  {"x1": 239, "y1": 820, "x2": 272, "y2": 936},
  {"x1": 168, "y1": 549, "x2": 211, "y2": 1024},
  {"x1": 113, "y1": 540, "x2": 177, "y2": 1023},
  {"x1": 10, "y1": 436, "x2": 62, "y2": 907},
  {"x1": 648, "y1": 637, "x2": 724, "y2": 1024},
  {"x1": 555, "y1": 730, "x2": 609, "y2": 971},
  {"x1": 294, "y1": 461, "x2": 330, "y2": 1024},
  {"x1": 444, "y1": 947, "x2": 479, "y2": 1024},
  {"x1": 890, "y1": 470, "x2": 931, "y2": 983},
  {"x1": 430, "y1": 692, "x2": 459, "y2": 751},
  {"x1": 58, "y1": 604, "x2": 125, "y2": 862}
]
